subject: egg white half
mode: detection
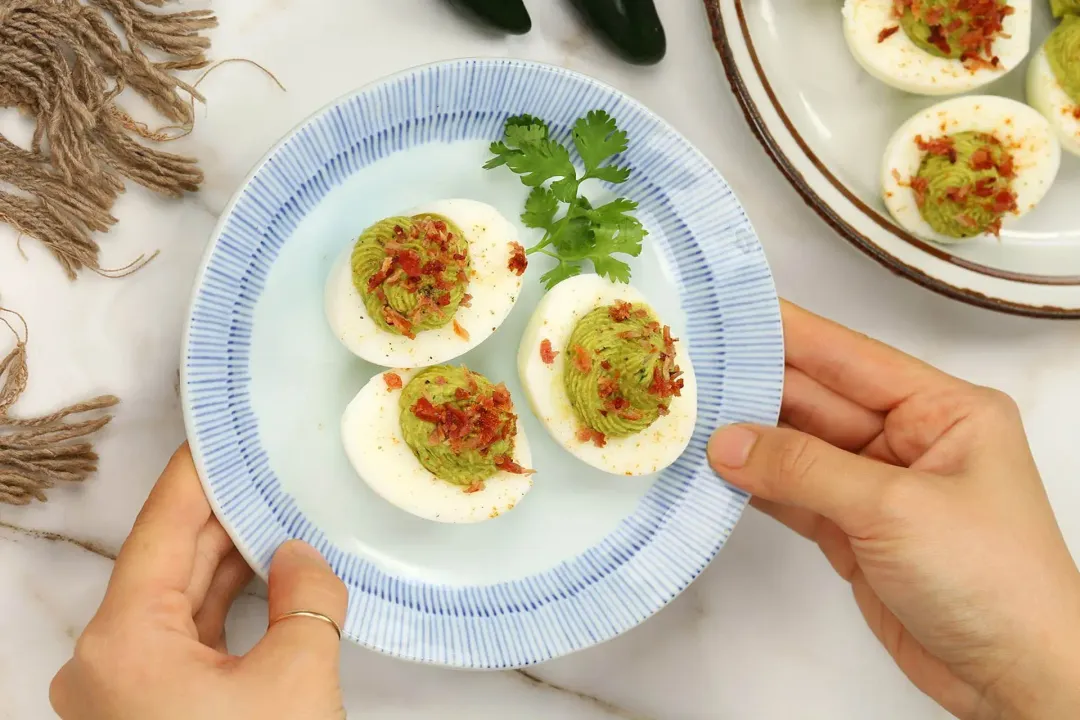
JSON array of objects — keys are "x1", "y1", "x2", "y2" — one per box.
[
  {"x1": 341, "y1": 368, "x2": 534, "y2": 524},
  {"x1": 881, "y1": 95, "x2": 1061, "y2": 244},
  {"x1": 517, "y1": 274, "x2": 697, "y2": 477},
  {"x1": 842, "y1": 0, "x2": 1031, "y2": 95},
  {"x1": 1027, "y1": 45, "x2": 1080, "y2": 158},
  {"x1": 326, "y1": 199, "x2": 524, "y2": 368}
]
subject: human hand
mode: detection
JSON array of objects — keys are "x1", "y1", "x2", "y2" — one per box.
[
  {"x1": 709, "y1": 302, "x2": 1080, "y2": 720},
  {"x1": 50, "y1": 444, "x2": 349, "y2": 720}
]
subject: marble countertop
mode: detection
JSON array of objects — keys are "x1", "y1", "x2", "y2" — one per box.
[{"x1": 2, "y1": 1, "x2": 1078, "y2": 718}]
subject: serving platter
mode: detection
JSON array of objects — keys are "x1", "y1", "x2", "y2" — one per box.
[
  {"x1": 182, "y1": 58, "x2": 783, "y2": 667},
  {"x1": 707, "y1": 0, "x2": 1080, "y2": 318}
]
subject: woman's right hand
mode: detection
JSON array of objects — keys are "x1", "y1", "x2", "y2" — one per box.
[{"x1": 709, "y1": 302, "x2": 1080, "y2": 720}]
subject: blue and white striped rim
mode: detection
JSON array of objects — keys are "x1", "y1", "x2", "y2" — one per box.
[{"x1": 182, "y1": 58, "x2": 783, "y2": 668}]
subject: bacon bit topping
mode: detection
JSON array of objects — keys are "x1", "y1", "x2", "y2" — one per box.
[
  {"x1": 657, "y1": 403, "x2": 670, "y2": 416},
  {"x1": 619, "y1": 408, "x2": 644, "y2": 422},
  {"x1": 945, "y1": 185, "x2": 971, "y2": 203},
  {"x1": 970, "y1": 147, "x2": 994, "y2": 170},
  {"x1": 539, "y1": 339, "x2": 558, "y2": 365},
  {"x1": 927, "y1": 23, "x2": 951, "y2": 55},
  {"x1": 455, "y1": 387, "x2": 470, "y2": 400},
  {"x1": 383, "y1": 307, "x2": 415, "y2": 339},
  {"x1": 411, "y1": 396, "x2": 441, "y2": 423},
  {"x1": 597, "y1": 376, "x2": 618, "y2": 398},
  {"x1": 435, "y1": 293, "x2": 451, "y2": 307},
  {"x1": 892, "y1": 0, "x2": 1014, "y2": 67},
  {"x1": 878, "y1": 25, "x2": 900, "y2": 42},
  {"x1": 996, "y1": 154, "x2": 1015, "y2": 178},
  {"x1": 367, "y1": 256, "x2": 395, "y2": 292},
  {"x1": 600, "y1": 360, "x2": 612, "y2": 371},
  {"x1": 916, "y1": 134, "x2": 957, "y2": 161},
  {"x1": 507, "y1": 242, "x2": 528, "y2": 276},
  {"x1": 1073, "y1": 106, "x2": 1080, "y2": 120},
  {"x1": 383, "y1": 372, "x2": 403, "y2": 391},
  {"x1": 461, "y1": 293, "x2": 473, "y2": 308},
  {"x1": 576, "y1": 427, "x2": 607, "y2": 447},
  {"x1": 924, "y1": 6, "x2": 944, "y2": 23},
  {"x1": 452, "y1": 319, "x2": 470, "y2": 341},
  {"x1": 492, "y1": 385, "x2": 512, "y2": 409},
  {"x1": 910, "y1": 176, "x2": 929, "y2": 208},
  {"x1": 434, "y1": 376, "x2": 448, "y2": 385},
  {"x1": 955, "y1": 213, "x2": 978, "y2": 228},
  {"x1": 464, "y1": 482, "x2": 484, "y2": 494},
  {"x1": 973, "y1": 177, "x2": 997, "y2": 197},
  {"x1": 571, "y1": 344, "x2": 593, "y2": 373},
  {"x1": 990, "y1": 189, "x2": 1017, "y2": 214},
  {"x1": 494, "y1": 455, "x2": 536, "y2": 475},
  {"x1": 987, "y1": 217, "x2": 1003, "y2": 236},
  {"x1": 397, "y1": 249, "x2": 423, "y2": 278},
  {"x1": 609, "y1": 300, "x2": 634, "y2": 322}
]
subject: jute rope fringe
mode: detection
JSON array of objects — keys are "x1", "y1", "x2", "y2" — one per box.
[
  {"x1": 0, "y1": 0, "x2": 217, "y2": 277},
  {"x1": 0, "y1": 308, "x2": 118, "y2": 505}
]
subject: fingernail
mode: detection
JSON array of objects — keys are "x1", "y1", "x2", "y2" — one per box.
[{"x1": 709, "y1": 425, "x2": 759, "y2": 469}]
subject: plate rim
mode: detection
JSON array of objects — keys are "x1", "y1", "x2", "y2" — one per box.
[
  {"x1": 703, "y1": 0, "x2": 1080, "y2": 319},
  {"x1": 181, "y1": 56, "x2": 785, "y2": 668}
]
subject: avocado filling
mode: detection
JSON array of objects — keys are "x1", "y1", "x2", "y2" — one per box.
[
  {"x1": 351, "y1": 214, "x2": 471, "y2": 338},
  {"x1": 908, "y1": 131, "x2": 1017, "y2": 238},
  {"x1": 399, "y1": 366, "x2": 531, "y2": 491},
  {"x1": 1046, "y1": 14, "x2": 1080, "y2": 106},
  {"x1": 1051, "y1": 0, "x2": 1080, "y2": 19},
  {"x1": 895, "y1": 0, "x2": 1013, "y2": 67},
  {"x1": 563, "y1": 301, "x2": 684, "y2": 446}
]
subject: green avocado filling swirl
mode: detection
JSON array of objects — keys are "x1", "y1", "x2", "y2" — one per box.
[
  {"x1": 563, "y1": 302, "x2": 684, "y2": 443},
  {"x1": 1051, "y1": 0, "x2": 1080, "y2": 19},
  {"x1": 351, "y1": 214, "x2": 470, "y2": 338},
  {"x1": 896, "y1": 0, "x2": 1012, "y2": 64},
  {"x1": 399, "y1": 366, "x2": 530, "y2": 489},
  {"x1": 1046, "y1": 14, "x2": 1080, "y2": 104},
  {"x1": 910, "y1": 131, "x2": 1017, "y2": 238}
]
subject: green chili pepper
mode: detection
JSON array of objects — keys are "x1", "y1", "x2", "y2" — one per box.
[
  {"x1": 446, "y1": 0, "x2": 532, "y2": 35},
  {"x1": 571, "y1": 0, "x2": 666, "y2": 65}
]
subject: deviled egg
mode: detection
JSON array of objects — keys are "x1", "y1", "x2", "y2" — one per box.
[
  {"x1": 341, "y1": 366, "x2": 534, "y2": 524},
  {"x1": 882, "y1": 96, "x2": 1060, "y2": 243},
  {"x1": 518, "y1": 274, "x2": 697, "y2": 477},
  {"x1": 326, "y1": 199, "x2": 527, "y2": 367},
  {"x1": 843, "y1": 0, "x2": 1031, "y2": 95},
  {"x1": 1027, "y1": 14, "x2": 1080, "y2": 157}
]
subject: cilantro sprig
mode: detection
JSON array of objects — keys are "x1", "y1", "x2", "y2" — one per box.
[{"x1": 484, "y1": 111, "x2": 645, "y2": 289}]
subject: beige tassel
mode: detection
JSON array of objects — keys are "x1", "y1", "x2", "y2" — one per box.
[
  {"x1": 0, "y1": 0, "x2": 217, "y2": 277},
  {"x1": 0, "y1": 309, "x2": 118, "y2": 505}
]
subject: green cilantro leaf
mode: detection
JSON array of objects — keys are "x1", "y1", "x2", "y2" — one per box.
[
  {"x1": 485, "y1": 111, "x2": 646, "y2": 290},
  {"x1": 573, "y1": 110, "x2": 628, "y2": 174},
  {"x1": 521, "y1": 187, "x2": 559, "y2": 231}
]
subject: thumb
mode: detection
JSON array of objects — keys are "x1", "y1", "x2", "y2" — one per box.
[
  {"x1": 248, "y1": 540, "x2": 348, "y2": 671},
  {"x1": 708, "y1": 424, "x2": 899, "y2": 532}
]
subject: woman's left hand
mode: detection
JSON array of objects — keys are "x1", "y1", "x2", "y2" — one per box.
[{"x1": 50, "y1": 444, "x2": 349, "y2": 720}]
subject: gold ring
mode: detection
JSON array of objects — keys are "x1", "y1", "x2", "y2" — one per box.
[{"x1": 269, "y1": 610, "x2": 342, "y2": 640}]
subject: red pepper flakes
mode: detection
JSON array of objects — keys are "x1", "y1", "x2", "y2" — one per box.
[
  {"x1": 539, "y1": 339, "x2": 558, "y2": 365},
  {"x1": 494, "y1": 455, "x2": 535, "y2": 475},
  {"x1": 383, "y1": 372, "x2": 403, "y2": 391},
  {"x1": 877, "y1": 25, "x2": 900, "y2": 42},
  {"x1": 453, "y1": 319, "x2": 470, "y2": 341},
  {"x1": 608, "y1": 300, "x2": 634, "y2": 322},
  {"x1": 576, "y1": 427, "x2": 607, "y2": 448},
  {"x1": 507, "y1": 242, "x2": 528, "y2": 276},
  {"x1": 571, "y1": 344, "x2": 593, "y2": 373}
]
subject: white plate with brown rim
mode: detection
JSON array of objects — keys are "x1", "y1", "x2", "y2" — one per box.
[{"x1": 706, "y1": 0, "x2": 1080, "y2": 318}]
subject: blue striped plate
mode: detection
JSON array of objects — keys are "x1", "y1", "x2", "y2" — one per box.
[{"x1": 182, "y1": 59, "x2": 783, "y2": 668}]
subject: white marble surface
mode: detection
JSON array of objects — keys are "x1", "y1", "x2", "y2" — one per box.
[{"x1": 1, "y1": 1, "x2": 1078, "y2": 718}]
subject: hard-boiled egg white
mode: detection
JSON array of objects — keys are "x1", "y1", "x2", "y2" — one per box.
[
  {"x1": 517, "y1": 274, "x2": 697, "y2": 477},
  {"x1": 1027, "y1": 43, "x2": 1080, "y2": 157},
  {"x1": 341, "y1": 368, "x2": 534, "y2": 524},
  {"x1": 842, "y1": 0, "x2": 1031, "y2": 95},
  {"x1": 882, "y1": 95, "x2": 1060, "y2": 244},
  {"x1": 326, "y1": 199, "x2": 524, "y2": 368}
]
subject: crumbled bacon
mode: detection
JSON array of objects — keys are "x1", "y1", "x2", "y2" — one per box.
[
  {"x1": 453, "y1": 319, "x2": 470, "y2": 340},
  {"x1": 609, "y1": 300, "x2": 634, "y2": 322},
  {"x1": 991, "y1": 189, "x2": 1017, "y2": 214},
  {"x1": 945, "y1": 185, "x2": 971, "y2": 203},
  {"x1": 507, "y1": 242, "x2": 528, "y2": 276},
  {"x1": 916, "y1": 134, "x2": 956, "y2": 160},
  {"x1": 367, "y1": 256, "x2": 395, "y2": 292},
  {"x1": 436, "y1": 293, "x2": 451, "y2": 307},
  {"x1": 597, "y1": 376, "x2": 618, "y2": 398},
  {"x1": 877, "y1": 25, "x2": 900, "y2": 42},
  {"x1": 464, "y1": 482, "x2": 484, "y2": 494},
  {"x1": 970, "y1": 147, "x2": 995, "y2": 170},
  {"x1": 461, "y1": 293, "x2": 473, "y2": 307},
  {"x1": 494, "y1": 455, "x2": 535, "y2": 475},
  {"x1": 657, "y1": 404, "x2": 670, "y2": 416},
  {"x1": 927, "y1": 24, "x2": 951, "y2": 55},
  {"x1": 455, "y1": 387, "x2": 470, "y2": 400},
  {"x1": 576, "y1": 427, "x2": 607, "y2": 447},
  {"x1": 924, "y1": 6, "x2": 944, "y2": 23},
  {"x1": 571, "y1": 344, "x2": 593, "y2": 373},
  {"x1": 910, "y1": 176, "x2": 929, "y2": 208},
  {"x1": 955, "y1": 213, "x2": 978, "y2": 229},
  {"x1": 411, "y1": 397, "x2": 441, "y2": 422},
  {"x1": 600, "y1": 360, "x2": 612, "y2": 371},
  {"x1": 383, "y1": 372, "x2": 403, "y2": 391},
  {"x1": 619, "y1": 408, "x2": 644, "y2": 422},
  {"x1": 987, "y1": 217, "x2": 1003, "y2": 236},
  {"x1": 539, "y1": 339, "x2": 558, "y2": 365},
  {"x1": 397, "y1": 249, "x2": 423, "y2": 278},
  {"x1": 434, "y1": 376, "x2": 448, "y2": 385},
  {"x1": 974, "y1": 177, "x2": 997, "y2": 197},
  {"x1": 491, "y1": 385, "x2": 512, "y2": 409},
  {"x1": 996, "y1": 154, "x2": 1015, "y2": 178},
  {"x1": 383, "y1": 307, "x2": 415, "y2": 339}
]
